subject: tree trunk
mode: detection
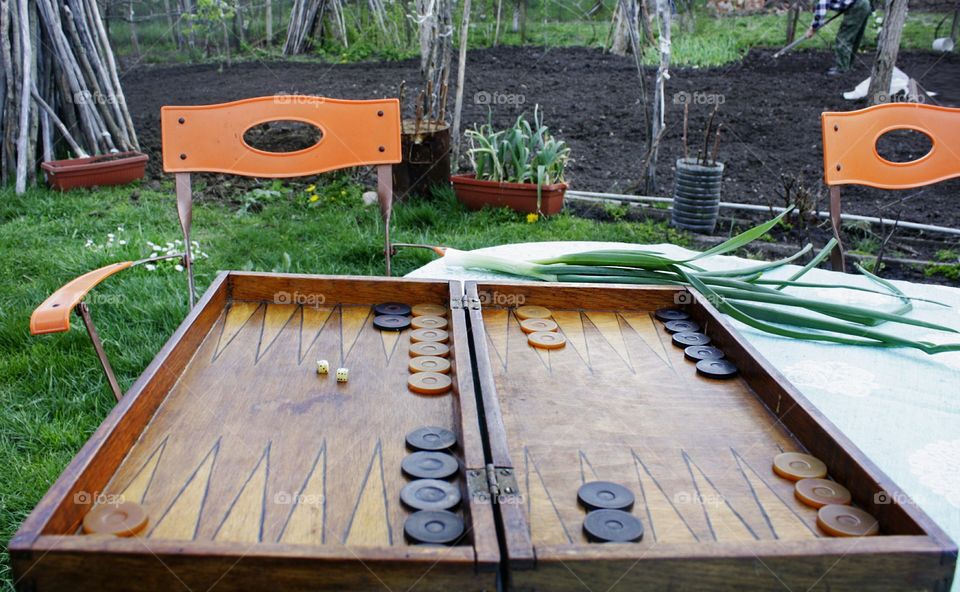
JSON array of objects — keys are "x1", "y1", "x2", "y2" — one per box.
[
  {"x1": 265, "y1": 0, "x2": 272, "y2": 45},
  {"x1": 785, "y1": 0, "x2": 800, "y2": 43},
  {"x1": 645, "y1": 0, "x2": 670, "y2": 194},
  {"x1": 867, "y1": 0, "x2": 908, "y2": 105},
  {"x1": 127, "y1": 0, "x2": 140, "y2": 56},
  {"x1": 15, "y1": 0, "x2": 32, "y2": 193},
  {"x1": 451, "y1": 0, "x2": 471, "y2": 169},
  {"x1": 950, "y1": 0, "x2": 958, "y2": 42}
]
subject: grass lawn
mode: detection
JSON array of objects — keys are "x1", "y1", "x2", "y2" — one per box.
[{"x1": 0, "y1": 174, "x2": 686, "y2": 588}]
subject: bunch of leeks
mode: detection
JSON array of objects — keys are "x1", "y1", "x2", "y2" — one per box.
[{"x1": 438, "y1": 208, "x2": 960, "y2": 355}]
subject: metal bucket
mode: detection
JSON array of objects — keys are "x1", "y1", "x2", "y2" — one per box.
[{"x1": 671, "y1": 158, "x2": 724, "y2": 233}]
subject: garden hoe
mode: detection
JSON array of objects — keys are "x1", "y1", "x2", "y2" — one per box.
[{"x1": 773, "y1": 10, "x2": 845, "y2": 58}]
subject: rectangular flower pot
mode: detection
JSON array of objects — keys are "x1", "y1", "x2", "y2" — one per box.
[
  {"x1": 451, "y1": 174, "x2": 567, "y2": 215},
  {"x1": 41, "y1": 151, "x2": 149, "y2": 191}
]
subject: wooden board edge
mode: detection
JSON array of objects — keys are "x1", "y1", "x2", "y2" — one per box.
[
  {"x1": 464, "y1": 281, "x2": 537, "y2": 570},
  {"x1": 686, "y1": 288, "x2": 958, "y2": 553},
  {"x1": 14, "y1": 535, "x2": 492, "y2": 592},
  {"x1": 448, "y1": 281, "x2": 501, "y2": 570},
  {"x1": 523, "y1": 536, "x2": 953, "y2": 591},
  {"x1": 10, "y1": 272, "x2": 231, "y2": 550}
]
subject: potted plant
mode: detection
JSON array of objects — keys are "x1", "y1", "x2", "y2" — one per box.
[
  {"x1": 452, "y1": 107, "x2": 570, "y2": 215},
  {"x1": 42, "y1": 151, "x2": 149, "y2": 191}
]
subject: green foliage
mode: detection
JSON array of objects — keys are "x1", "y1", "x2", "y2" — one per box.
[
  {"x1": 924, "y1": 249, "x2": 960, "y2": 281},
  {"x1": 465, "y1": 106, "x2": 570, "y2": 186}
]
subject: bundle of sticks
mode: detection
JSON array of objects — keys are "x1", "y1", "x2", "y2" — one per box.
[{"x1": 1, "y1": 0, "x2": 139, "y2": 193}]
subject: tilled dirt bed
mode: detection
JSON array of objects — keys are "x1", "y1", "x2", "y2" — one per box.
[{"x1": 121, "y1": 46, "x2": 960, "y2": 282}]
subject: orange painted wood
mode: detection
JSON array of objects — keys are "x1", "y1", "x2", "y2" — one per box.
[
  {"x1": 822, "y1": 103, "x2": 960, "y2": 189},
  {"x1": 30, "y1": 261, "x2": 134, "y2": 335},
  {"x1": 161, "y1": 96, "x2": 402, "y2": 177}
]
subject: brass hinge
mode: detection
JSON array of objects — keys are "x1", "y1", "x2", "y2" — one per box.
[{"x1": 468, "y1": 464, "x2": 521, "y2": 505}]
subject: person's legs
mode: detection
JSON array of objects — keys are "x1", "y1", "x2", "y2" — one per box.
[{"x1": 834, "y1": 0, "x2": 872, "y2": 71}]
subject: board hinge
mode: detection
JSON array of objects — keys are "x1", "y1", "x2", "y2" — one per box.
[{"x1": 468, "y1": 464, "x2": 521, "y2": 506}]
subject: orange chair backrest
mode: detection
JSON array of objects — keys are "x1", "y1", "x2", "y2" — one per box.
[
  {"x1": 161, "y1": 96, "x2": 402, "y2": 177},
  {"x1": 821, "y1": 103, "x2": 960, "y2": 190}
]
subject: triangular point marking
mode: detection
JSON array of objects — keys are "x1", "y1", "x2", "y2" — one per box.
[
  {"x1": 213, "y1": 302, "x2": 261, "y2": 361},
  {"x1": 343, "y1": 440, "x2": 392, "y2": 545},
  {"x1": 213, "y1": 443, "x2": 271, "y2": 543},
  {"x1": 150, "y1": 439, "x2": 220, "y2": 541}
]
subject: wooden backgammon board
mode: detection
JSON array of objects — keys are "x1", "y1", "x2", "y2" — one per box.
[{"x1": 10, "y1": 273, "x2": 956, "y2": 591}]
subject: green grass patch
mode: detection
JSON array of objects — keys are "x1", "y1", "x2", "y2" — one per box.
[
  {"x1": 109, "y1": 4, "x2": 948, "y2": 68},
  {"x1": 0, "y1": 177, "x2": 684, "y2": 587}
]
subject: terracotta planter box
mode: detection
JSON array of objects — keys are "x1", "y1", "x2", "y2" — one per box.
[
  {"x1": 41, "y1": 151, "x2": 148, "y2": 191},
  {"x1": 451, "y1": 174, "x2": 567, "y2": 215}
]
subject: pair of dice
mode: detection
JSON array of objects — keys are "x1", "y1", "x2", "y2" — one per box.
[{"x1": 316, "y1": 360, "x2": 348, "y2": 382}]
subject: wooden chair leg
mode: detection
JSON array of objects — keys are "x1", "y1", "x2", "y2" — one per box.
[
  {"x1": 175, "y1": 173, "x2": 197, "y2": 307},
  {"x1": 828, "y1": 186, "x2": 846, "y2": 273},
  {"x1": 377, "y1": 165, "x2": 394, "y2": 276}
]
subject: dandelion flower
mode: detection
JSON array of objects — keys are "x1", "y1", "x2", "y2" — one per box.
[
  {"x1": 310, "y1": 194, "x2": 320, "y2": 202},
  {"x1": 306, "y1": 184, "x2": 316, "y2": 192},
  {"x1": 526, "y1": 213, "x2": 539, "y2": 224}
]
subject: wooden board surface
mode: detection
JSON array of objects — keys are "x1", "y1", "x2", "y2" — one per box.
[
  {"x1": 100, "y1": 299, "x2": 465, "y2": 546},
  {"x1": 478, "y1": 303, "x2": 819, "y2": 548}
]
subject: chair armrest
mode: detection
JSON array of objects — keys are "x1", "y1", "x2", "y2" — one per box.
[{"x1": 30, "y1": 262, "x2": 135, "y2": 335}]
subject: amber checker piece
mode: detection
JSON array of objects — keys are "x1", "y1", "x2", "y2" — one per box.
[
  {"x1": 461, "y1": 280, "x2": 955, "y2": 590},
  {"x1": 9, "y1": 274, "x2": 956, "y2": 591}
]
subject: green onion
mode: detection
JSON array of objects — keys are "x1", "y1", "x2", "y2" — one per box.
[{"x1": 435, "y1": 209, "x2": 960, "y2": 355}]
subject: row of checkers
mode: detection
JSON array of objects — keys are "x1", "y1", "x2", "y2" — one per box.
[
  {"x1": 654, "y1": 307, "x2": 738, "y2": 379},
  {"x1": 372, "y1": 302, "x2": 454, "y2": 395},
  {"x1": 401, "y1": 426, "x2": 466, "y2": 545}
]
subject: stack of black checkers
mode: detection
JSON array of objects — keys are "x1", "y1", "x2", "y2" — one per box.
[
  {"x1": 655, "y1": 306, "x2": 738, "y2": 379},
  {"x1": 402, "y1": 426, "x2": 465, "y2": 545},
  {"x1": 577, "y1": 481, "x2": 644, "y2": 543},
  {"x1": 373, "y1": 302, "x2": 412, "y2": 332}
]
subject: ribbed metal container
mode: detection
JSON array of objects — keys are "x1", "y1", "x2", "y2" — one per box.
[{"x1": 671, "y1": 158, "x2": 724, "y2": 233}]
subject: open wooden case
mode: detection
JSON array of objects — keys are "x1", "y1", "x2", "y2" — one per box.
[
  {"x1": 10, "y1": 273, "x2": 956, "y2": 591},
  {"x1": 11, "y1": 273, "x2": 498, "y2": 591}
]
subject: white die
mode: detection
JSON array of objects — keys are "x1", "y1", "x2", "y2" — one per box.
[
  {"x1": 336, "y1": 367, "x2": 349, "y2": 382},
  {"x1": 316, "y1": 359, "x2": 330, "y2": 375}
]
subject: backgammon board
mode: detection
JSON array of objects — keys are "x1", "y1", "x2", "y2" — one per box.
[{"x1": 10, "y1": 273, "x2": 956, "y2": 591}]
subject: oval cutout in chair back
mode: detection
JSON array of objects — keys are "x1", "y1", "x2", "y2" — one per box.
[
  {"x1": 243, "y1": 120, "x2": 324, "y2": 153},
  {"x1": 875, "y1": 128, "x2": 933, "y2": 164}
]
